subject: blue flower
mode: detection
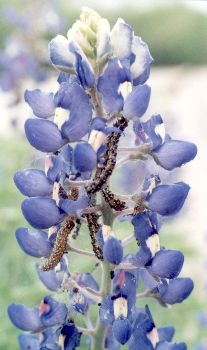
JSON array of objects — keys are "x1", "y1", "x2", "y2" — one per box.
[
  {"x1": 97, "y1": 58, "x2": 130, "y2": 115},
  {"x1": 25, "y1": 118, "x2": 65, "y2": 153},
  {"x1": 21, "y1": 197, "x2": 64, "y2": 229},
  {"x1": 56, "y1": 81, "x2": 92, "y2": 142},
  {"x1": 73, "y1": 143, "x2": 97, "y2": 173},
  {"x1": 15, "y1": 227, "x2": 53, "y2": 257},
  {"x1": 149, "y1": 249, "x2": 184, "y2": 279},
  {"x1": 152, "y1": 139, "x2": 197, "y2": 171},
  {"x1": 49, "y1": 35, "x2": 75, "y2": 72},
  {"x1": 18, "y1": 334, "x2": 40, "y2": 350},
  {"x1": 103, "y1": 237, "x2": 123, "y2": 265},
  {"x1": 24, "y1": 89, "x2": 56, "y2": 118},
  {"x1": 14, "y1": 169, "x2": 53, "y2": 197},
  {"x1": 123, "y1": 84, "x2": 151, "y2": 119},
  {"x1": 147, "y1": 182, "x2": 190, "y2": 216}
]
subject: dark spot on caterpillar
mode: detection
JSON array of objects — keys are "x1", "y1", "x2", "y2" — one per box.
[
  {"x1": 68, "y1": 187, "x2": 79, "y2": 201},
  {"x1": 102, "y1": 185, "x2": 127, "y2": 211},
  {"x1": 86, "y1": 116, "x2": 128, "y2": 195},
  {"x1": 40, "y1": 217, "x2": 75, "y2": 271},
  {"x1": 73, "y1": 287, "x2": 79, "y2": 293},
  {"x1": 85, "y1": 212, "x2": 103, "y2": 261}
]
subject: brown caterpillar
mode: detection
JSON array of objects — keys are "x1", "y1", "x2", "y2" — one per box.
[
  {"x1": 85, "y1": 212, "x2": 103, "y2": 260},
  {"x1": 68, "y1": 187, "x2": 79, "y2": 201},
  {"x1": 41, "y1": 217, "x2": 75, "y2": 271},
  {"x1": 101, "y1": 185, "x2": 127, "y2": 211},
  {"x1": 86, "y1": 116, "x2": 128, "y2": 195}
]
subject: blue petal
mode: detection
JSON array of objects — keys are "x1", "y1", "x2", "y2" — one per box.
[
  {"x1": 59, "y1": 195, "x2": 89, "y2": 216},
  {"x1": 130, "y1": 36, "x2": 153, "y2": 86},
  {"x1": 58, "y1": 321, "x2": 82, "y2": 349},
  {"x1": 100, "y1": 295, "x2": 115, "y2": 325},
  {"x1": 56, "y1": 82, "x2": 92, "y2": 142},
  {"x1": 147, "y1": 182, "x2": 190, "y2": 216},
  {"x1": 162, "y1": 278, "x2": 194, "y2": 305},
  {"x1": 18, "y1": 334, "x2": 39, "y2": 350},
  {"x1": 15, "y1": 227, "x2": 52, "y2": 257},
  {"x1": 158, "y1": 326, "x2": 175, "y2": 342},
  {"x1": 24, "y1": 89, "x2": 55, "y2": 118},
  {"x1": 134, "y1": 243, "x2": 152, "y2": 267},
  {"x1": 25, "y1": 118, "x2": 64, "y2": 153},
  {"x1": 14, "y1": 169, "x2": 53, "y2": 197},
  {"x1": 140, "y1": 269, "x2": 159, "y2": 290},
  {"x1": 73, "y1": 143, "x2": 97, "y2": 173},
  {"x1": 36, "y1": 263, "x2": 63, "y2": 291},
  {"x1": 69, "y1": 41, "x2": 95, "y2": 88},
  {"x1": 112, "y1": 317, "x2": 132, "y2": 345},
  {"x1": 76, "y1": 272, "x2": 99, "y2": 291},
  {"x1": 49, "y1": 35, "x2": 74, "y2": 72},
  {"x1": 98, "y1": 58, "x2": 130, "y2": 115},
  {"x1": 123, "y1": 84, "x2": 151, "y2": 120},
  {"x1": 133, "y1": 114, "x2": 165, "y2": 149},
  {"x1": 8, "y1": 304, "x2": 42, "y2": 332},
  {"x1": 132, "y1": 211, "x2": 158, "y2": 242},
  {"x1": 153, "y1": 140, "x2": 197, "y2": 170},
  {"x1": 46, "y1": 154, "x2": 65, "y2": 183},
  {"x1": 149, "y1": 249, "x2": 184, "y2": 279},
  {"x1": 40, "y1": 296, "x2": 68, "y2": 328},
  {"x1": 103, "y1": 237, "x2": 123, "y2": 265},
  {"x1": 105, "y1": 326, "x2": 121, "y2": 350},
  {"x1": 113, "y1": 271, "x2": 137, "y2": 310},
  {"x1": 21, "y1": 197, "x2": 64, "y2": 229},
  {"x1": 111, "y1": 19, "x2": 133, "y2": 60}
]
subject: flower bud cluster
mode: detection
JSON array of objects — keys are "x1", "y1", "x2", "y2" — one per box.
[{"x1": 9, "y1": 7, "x2": 197, "y2": 350}]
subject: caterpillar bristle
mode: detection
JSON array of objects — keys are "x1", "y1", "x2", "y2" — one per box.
[
  {"x1": 41, "y1": 217, "x2": 75, "y2": 271},
  {"x1": 101, "y1": 185, "x2": 127, "y2": 211},
  {"x1": 85, "y1": 213, "x2": 103, "y2": 261}
]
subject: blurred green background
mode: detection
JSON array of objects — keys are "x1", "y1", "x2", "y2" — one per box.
[{"x1": 0, "y1": 1, "x2": 207, "y2": 349}]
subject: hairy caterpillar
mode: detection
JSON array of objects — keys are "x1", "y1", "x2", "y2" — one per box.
[
  {"x1": 86, "y1": 116, "x2": 128, "y2": 195},
  {"x1": 85, "y1": 212, "x2": 103, "y2": 261},
  {"x1": 101, "y1": 185, "x2": 127, "y2": 211},
  {"x1": 59, "y1": 185, "x2": 79, "y2": 201},
  {"x1": 41, "y1": 217, "x2": 75, "y2": 271}
]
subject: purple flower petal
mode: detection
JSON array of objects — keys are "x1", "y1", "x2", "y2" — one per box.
[
  {"x1": 49, "y1": 35, "x2": 74, "y2": 72},
  {"x1": 149, "y1": 249, "x2": 184, "y2": 279},
  {"x1": 15, "y1": 227, "x2": 52, "y2": 257},
  {"x1": 98, "y1": 58, "x2": 130, "y2": 115},
  {"x1": 153, "y1": 140, "x2": 197, "y2": 171},
  {"x1": 8, "y1": 304, "x2": 42, "y2": 332},
  {"x1": 103, "y1": 237, "x2": 123, "y2": 265},
  {"x1": 24, "y1": 89, "x2": 55, "y2": 118},
  {"x1": 36, "y1": 263, "x2": 64, "y2": 292},
  {"x1": 123, "y1": 84, "x2": 151, "y2": 120},
  {"x1": 162, "y1": 278, "x2": 194, "y2": 305},
  {"x1": 147, "y1": 182, "x2": 190, "y2": 216},
  {"x1": 112, "y1": 317, "x2": 132, "y2": 345},
  {"x1": 25, "y1": 118, "x2": 64, "y2": 153},
  {"x1": 14, "y1": 169, "x2": 53, "y2": 197},
  {"x1": 40, "y1": 296, "x2": 68, "y2": 328},
  {"x1": 73, "y1": 143, "x2": 97, "y2": 173},
  {"x1": 56, "y1": 82, "x2": 92, "y2": 142},
  {"x1": 69, "y1": 41, "x2": 95, "y2": 88},
  {"x1": 18, "y1": 334, "x2": 40, "y2": 350},
  {"x1": 21, "y1": 197, "x2": 64, "y2": 229},
  {"x1": 59, "y1": 195, "x2": 89, "y2": 216},
  {"x1": 131, "y1": 36, "x2": 153, "y2": 86},
  {"x1": 158, "y1": 326, "x2": 175, "y2": 342}
]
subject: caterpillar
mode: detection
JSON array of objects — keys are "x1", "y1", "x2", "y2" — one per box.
[
  {"x1": 85, "y1": 212, "x2": 103, "y2": 261},
  {"x1": 86, "y1": 116, "x2": 128, "y2": 195},
  {"x1": 41, "y1": 217, "x2": 75, "y2": 271},
  {"x1": 101, "y1": 185, "x2": 127, "y2": 211},
  {"x1": 59, "y1": 185, "x2": 79, "y2": 201}
]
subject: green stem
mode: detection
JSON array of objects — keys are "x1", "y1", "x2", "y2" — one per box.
[
  {"x1": 91, "y1": 195, "x2": 114, "y2": 350},
  {"x1": 91, "y1": 261, "x2": 111, "y2": 350}
]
